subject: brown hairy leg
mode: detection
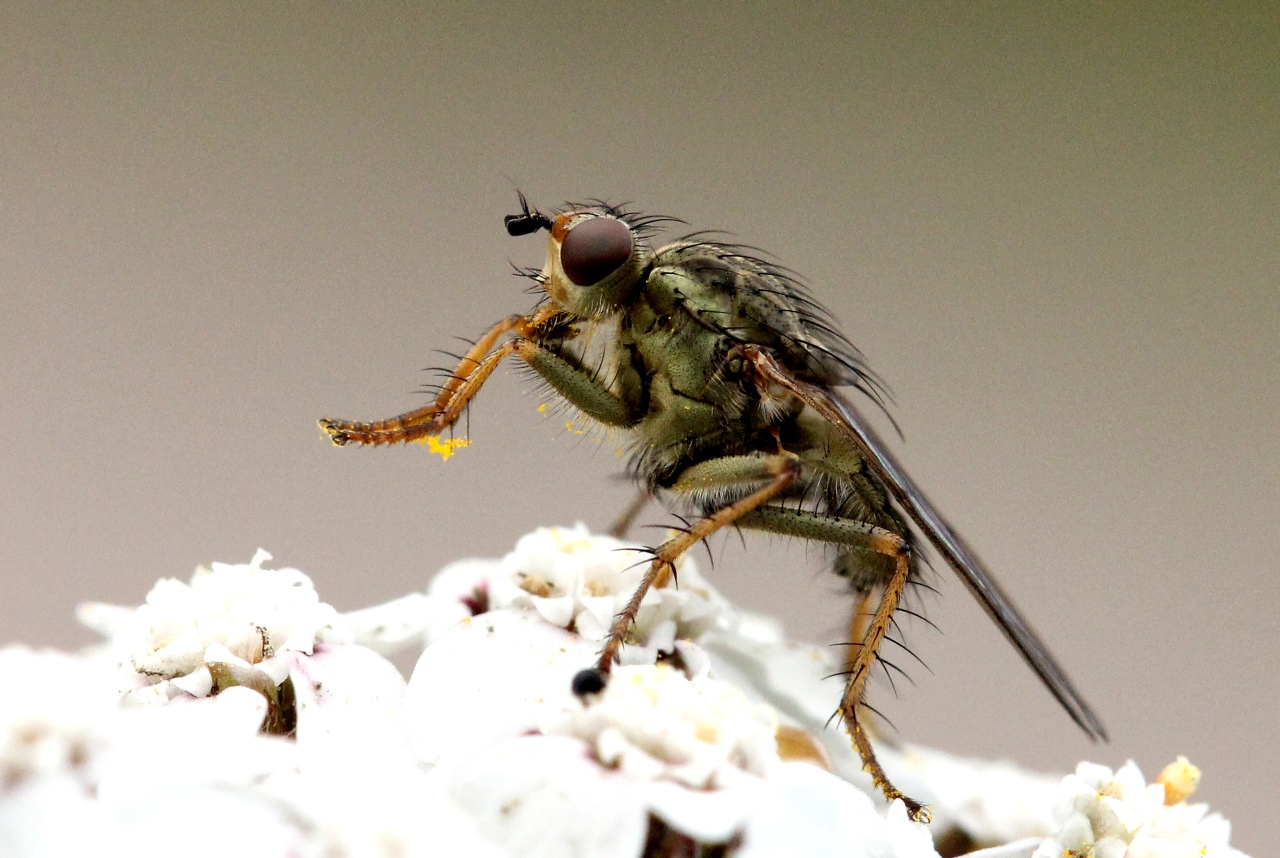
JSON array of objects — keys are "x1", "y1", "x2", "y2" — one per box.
[
  {"x1": 840, "y1": 545, "x2": 930, "y2": 821},
  {"x1": 320, "y1": 308, "x2": 562, "y2": 446},
  {"x1": 594, "y1": 453, "x2": 801, "y2": 672}
]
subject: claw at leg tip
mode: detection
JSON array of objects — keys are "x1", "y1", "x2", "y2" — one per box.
[{"x1": 571, "y1": 667, "x2": 607, "y2": 698}]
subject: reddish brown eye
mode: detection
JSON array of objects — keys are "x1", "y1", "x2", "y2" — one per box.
[{"x1": 561, "y1": 217, "x2": 633, "y2": 286}]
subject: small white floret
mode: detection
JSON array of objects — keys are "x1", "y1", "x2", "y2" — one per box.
[
  {"x1": 1032, "y1": 759, "x2": 1247, "y2": 858},
  {"x1": 484, "y1": 524, "x2": 729, "y2": 664},
  {"x1": 548, "y1": 663, "x2": 779, "y2": 789},
  {"x1": 78, "y1": 549, "x2": 338, "y2": 705}
]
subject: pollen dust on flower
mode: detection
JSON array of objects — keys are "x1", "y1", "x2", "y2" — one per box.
[
  {"x1": 1157, "y1": 756, "x2": 1202, "y2": 805},
  {"x1": 419, "y1": 435, "x2": 470, "y2": 461},
  {"x1": 695, "y1": 722, "x2": 719, "y2": 743},
  {"x1": 775, "y1": 725, "x2": 834, "y2": 772},
  {"x1": 548, "y1": 528, "x2": 595, "y2": 555},
  {"x1": 1098, "y1": 781, "x2": 1125, "y2": 800},
  {"x1": 517, "y1": 572, "x2": 556, "y2": 598}
]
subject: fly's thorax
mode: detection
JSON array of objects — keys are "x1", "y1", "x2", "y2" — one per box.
[
  {"x1": 539, "y1": 211, "x2": 653, "y2": 319},
  {"x1": 620, "y1": 261, "x2": 815, "y2": 477},
  {"x1": 631, "y1": 374, "x2": 730, "y2": 468},
  {"x1": 627, "y1": 270, "x2": 733, "y2": 397},
  {"x1": 618, "y1": 284, "x2": 750, "y2": 483},
  {"x1": 622, "y1": 338, "x2": 778, "y2": 488}
]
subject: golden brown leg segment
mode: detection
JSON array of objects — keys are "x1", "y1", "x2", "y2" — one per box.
[
  {"x1": 595, "y1": 453, "x2": 801, "y2": 671},
  {"x1": 842, "y1": 548, "x2": 930, "y2": 821},
  {"x1": 842, "y1": 589, "x2": 892, "y2": 759},
  {"x1": 735, "y1": 506, "x2": 930, "y2": 821},
  {"x1": 319, "y1": 308, "x2": 561, "y2": 446},
  {"x1": 846, "y1": 590, "x2": 875, "y2": 677}
]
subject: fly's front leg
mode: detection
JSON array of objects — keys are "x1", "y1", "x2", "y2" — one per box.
[
  {"x1": 594, "y1": 454, "x2": 802, "y2": 671},
  {"x1": 519, "y1": 339, "x2": 643, "y2": 429},
  {"x1": 737, "y1": 505, "x2": 928, "y2": 822},
  {"x1": 320, "y1": 307, "x2": 569, "y2": 446}
]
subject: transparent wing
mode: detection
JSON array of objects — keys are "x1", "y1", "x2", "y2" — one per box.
[{"x1": 744, "y1": 346, "x2": 1107, "y2": 741}]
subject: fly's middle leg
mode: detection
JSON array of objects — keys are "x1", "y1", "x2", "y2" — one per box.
[
  {"x1": 607, "y1": 489, "x2": 652, "y2": 539},
  {"x1": 736, "y1": 505, "x2": 929, "y2": 822},
  {"x1": 593, "y1": 453, "x2": 801, "y2": 672}
]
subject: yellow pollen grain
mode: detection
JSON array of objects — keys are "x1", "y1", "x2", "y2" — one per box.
[{"x1": 421, "y1": 435, "x2": 470, "y2": 461}]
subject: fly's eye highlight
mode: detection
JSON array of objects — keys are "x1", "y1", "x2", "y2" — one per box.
[{"x1": 561, "y1": 217, "x2": 633, "y2": 286}]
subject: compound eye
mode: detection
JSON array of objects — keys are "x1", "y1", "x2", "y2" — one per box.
[{"x1": 561, "y1": 217, "x2": 633, "y2": 286}]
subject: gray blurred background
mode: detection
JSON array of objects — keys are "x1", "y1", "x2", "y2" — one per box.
[{"x1": 2, "y1": 4, "x2": 1275, "y2": 851}]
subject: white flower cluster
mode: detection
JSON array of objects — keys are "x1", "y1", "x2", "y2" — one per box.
[
  {"x1": 78, "y1": 549, "x2": 337, "y2": 705},
  {"x1": 1027, "y1": 759, "x2": 1246, "y2": 858},
  {"x1": 0, "y1": 648, "x2": 115, "y2": 789},
  {"x1": 431, "y1": 523, "x2": 728, "y2": 662},
  {"x1": 556, "y1": 664, "x2": 778, "y2": 787},
  {"x1": 0, "y1": 525, "x2": 1253, "y2": 858}
]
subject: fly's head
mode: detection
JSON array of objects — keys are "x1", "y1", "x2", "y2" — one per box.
[{"x1": 505, "y1": 196, "x2": 656, "y2": 319}]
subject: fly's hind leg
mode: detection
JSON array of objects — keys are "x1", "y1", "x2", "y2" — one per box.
[
  {"x1": 737, "y1": 505, "x2": 929, "y2": 822},
  {"x1": 843, "y1": 587, "x2": 903, "y2": 750},
  {"x1": 846, "y1": 589, "x2": 876, "y2": 691}
]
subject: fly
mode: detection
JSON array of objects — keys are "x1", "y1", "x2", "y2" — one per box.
[{"x1": 319, "y1": 195, "x2": 1107, "y2": 820}]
